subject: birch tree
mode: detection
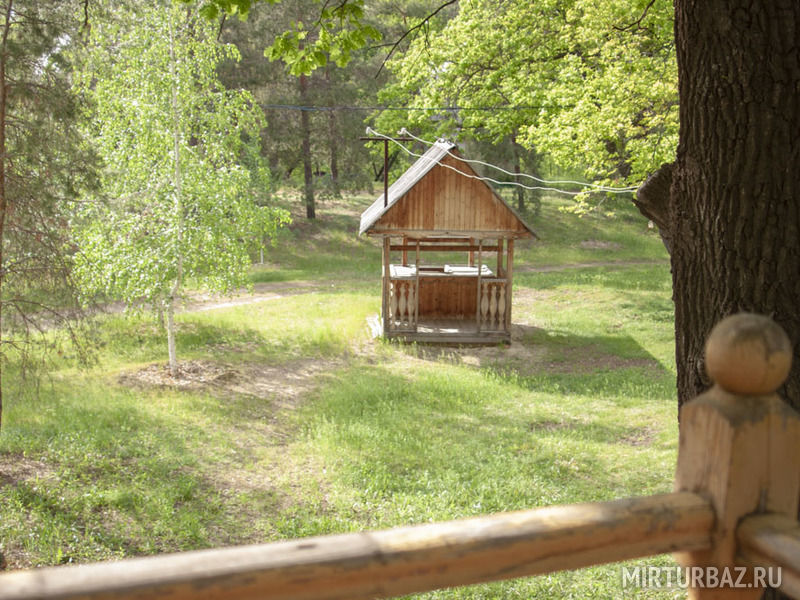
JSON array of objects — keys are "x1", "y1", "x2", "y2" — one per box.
[{"x1": 76, "y1": 2, "x2": 287, "y2": 376}]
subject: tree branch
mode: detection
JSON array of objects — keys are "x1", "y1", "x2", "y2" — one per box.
[
  {"x1": 374, "y1": 0, "x2": 458, "y2": 77},
  {"x1": 82, "y1": 0, "x2": 90, "y2": 39},
  {"x1": 633, "y1": 161, "x2": 673, "y2": 254},
  {"x1": 613, "y1": 0, "x2": 656, "y2": 33}
]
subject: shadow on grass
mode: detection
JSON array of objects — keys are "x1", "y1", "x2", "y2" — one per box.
[
  {"x1": 300, "y1": 362, "x2": 674, "y2": 521},
  {"x1": 516, "y1": 323, "x2": 665, "y2": 361},
  {"x1": 388, "y1": 323, "x2": 670, "y2": 389}
]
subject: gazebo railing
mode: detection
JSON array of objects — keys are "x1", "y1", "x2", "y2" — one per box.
[
  {"x1": 1, "y1": 313, "x2": 799, "y2": 600},
  {"x1": 478, "y1": 278, "x2": 508, "y2": 332},
  {"x1": 387, "y1": 277, "x2": 418, "y2": 332}
]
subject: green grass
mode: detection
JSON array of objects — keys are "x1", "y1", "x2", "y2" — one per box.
[
  {"x1": 0, "y1": 192, "x2": 681, "y2": 598},
  {"x1": 251, "y1": 191, "x2": 668, "y2": 287},
  {"x1": 515, "y1": 194, "x2": 668, "y2": 267},
  {"x1": 250, "y1": 193, "x2": 380, "y2": 283}
]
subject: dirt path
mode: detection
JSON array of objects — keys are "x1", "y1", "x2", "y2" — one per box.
[
  {"x1": 185, "y1": 281, "x2": 322, "y2": 312},
  {"x1": 186, "y1": 259, "x2": 668, "y2": 313}
]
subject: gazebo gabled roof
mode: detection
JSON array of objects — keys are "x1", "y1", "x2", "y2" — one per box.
[
  {"x1": 359, "y1": 140, "x2": 537, "y2": 238},
  {"x1": 359, "y1": 141, "x2": 455, "y2": 235}
]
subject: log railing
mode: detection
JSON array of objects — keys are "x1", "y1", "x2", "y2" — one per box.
[
  {"x1": 1, "y1": 313, "x2": 799, "y2": 600},
  {"x1": 738, "y1": 514, "x2": 800, "y2": 597}
]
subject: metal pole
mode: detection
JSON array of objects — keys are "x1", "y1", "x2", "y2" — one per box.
[
  {"x1": 359, "y1": 135, "x2": 415, "y2": 208},
  {"x1": 384, "y1": 139, "x2": 389, "y2": 207}
]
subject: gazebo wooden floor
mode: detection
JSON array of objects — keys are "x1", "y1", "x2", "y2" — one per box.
[{"x1": 367, "y1": 315, "x2": 510, "y2": 345}]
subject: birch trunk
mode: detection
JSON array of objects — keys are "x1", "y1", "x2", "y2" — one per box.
[{"x1": 167, "y1": 8, "x2": 184, "y2": 378}]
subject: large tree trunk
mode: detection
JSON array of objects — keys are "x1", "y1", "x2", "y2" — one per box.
[
  {"x1": 671, "y1": 1, "x2": 800, "y2": 413},
  {"x1": 299, "y1": 72, "x2": 315, "y2": 219},
  {"x1": 672, "y1": 7, "x2": 799, "y2": 598}
]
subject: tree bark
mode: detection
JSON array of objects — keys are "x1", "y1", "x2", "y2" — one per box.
[
  {"x1": 0, "y1": 1, "x2": 11, "y2": 431},
  {"x1": 511, "y1": 134, "x2": 525, "y2": 212},
  {"x1": 299, "y1": 71, "x2": 315, "y2": 219},
  {"x1": 633, "y1": 162, "x2": 673, "y2": 254},
  {"x1": 328, "y1": 110, "x2": 341, "y2": 197},
  {"x1": 165, "y1": 298, "x2": 177, "y2": 378},
  {"x1": 672, "y1": 1, "x2": 800, "y2": 414},
  {"x1": 672, "y1": 7, "x2": 800, "y2": 597},
  {"x1": 167, "y1": 6, "x2": 184, "y2": 377},
  {"x1": 325, "y1": 67, "x2": 341, "y2": 198}
]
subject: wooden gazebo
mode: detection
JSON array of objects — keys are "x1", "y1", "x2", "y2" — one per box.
[{"x1": 360, "y1": 140, "x2": 537, "y2": 343}]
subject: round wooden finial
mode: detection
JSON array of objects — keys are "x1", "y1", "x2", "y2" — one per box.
[{"x1": 705, "y1": 313, "x2": 792, "y2": 395}]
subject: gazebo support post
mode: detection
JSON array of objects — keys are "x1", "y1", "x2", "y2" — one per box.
[
  {"x1": 497, "y1": 239, "x2": 504, "y2": 276},
  {"x1": 382, "y1": 236, "x2": 391, "y2": 334},
  {"x1": 505, "y1": 239, "x2": 514, "y2": 333},
  {"x1": 476, "y1": 240, "x2": 483, "y2": 333},
  {"x1": 414, "y1": 240, "x2": 420, "y2": 329}
]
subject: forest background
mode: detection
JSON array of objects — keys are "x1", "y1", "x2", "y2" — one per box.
[{"x1": 0, "y1": 0, "x2": 675, "y2": 410}]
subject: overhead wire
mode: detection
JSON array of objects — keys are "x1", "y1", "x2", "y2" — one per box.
[
  {"x1": 397, "y1": 128, "x2": 640, "y2": 193},
  {"x1": 260, "y1": 104, "x2": 559, "y2": 112},
  {"x1": 364, "y1": 127, "x2": 639, "y2": 196}
]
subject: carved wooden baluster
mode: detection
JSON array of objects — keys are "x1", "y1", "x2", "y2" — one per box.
[
  {"x1": 398, "y1": 283, "x2": 408, "y2": 327},
  {"x1": 481, "y1": 282, "x2": 489, "y2": 326},
  {"x1": 497, "y1": 284, "x2": 506, "y2": 331},
  {"x1": 389, "y1": 281, "x2": 398, "y2": 330},
  {"x1": 396, "y1": 282, "x2": 402, "y2": 327},
  {"x1": 489, "y1": 283, "x2": 498, "y2": 329},
  {"x1": 404, "y1": 283, "x2": 412, "y2": 327}
]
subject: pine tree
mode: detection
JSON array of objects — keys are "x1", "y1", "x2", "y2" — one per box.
[{"x1": 0, "y1": 0, "x2": 98, "y2": 430}]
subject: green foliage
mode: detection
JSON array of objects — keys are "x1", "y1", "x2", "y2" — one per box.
[
  {"x1": 184, "y1": 0, "x2": 381, "y2": 75},
  {"x1": 186, "y1": 0, "x2": 270, "y2": 21},
  {"x1": 0, "y1": 0, "x2": 99, "y2": 418},
  {"x1": 74, "y1": 2, "x2": 289, "y2": 314},
  {"x1": 378, "y1": 0, "x2": 676, "y2": 186},
  {"x1": 218, "y1": 3, "x2": 389, "y2": 197},
  {"x1": 265, "y1": 2, "x2": 381, "y2": 75}
]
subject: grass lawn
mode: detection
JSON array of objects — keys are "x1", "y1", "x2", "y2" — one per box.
[{"x1": 0, "y1": 192, "x2": 681, "y2": 598}]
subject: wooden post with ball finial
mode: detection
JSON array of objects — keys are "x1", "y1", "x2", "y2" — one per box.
[{"x1": 674, "y1": 313, "x2": 800, "y2": 598}]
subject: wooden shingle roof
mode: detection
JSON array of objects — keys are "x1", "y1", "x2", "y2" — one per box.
[{"x1": 359, "y1": 141, "x2": 536, "y2": 238}]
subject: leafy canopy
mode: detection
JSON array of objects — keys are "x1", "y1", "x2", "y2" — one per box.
[
  {"x1": 184, "y1": 0, "x2": 381, "y2": 75},
  {"x1": 75, "y1": 2, "x2": 288, "y2": 313},
  {"x1": 377, "y1": 0, "x2": 676, "y2": 185},
  {"x1": 0, "y1": 0, "x2": 99, "y2": 355}
]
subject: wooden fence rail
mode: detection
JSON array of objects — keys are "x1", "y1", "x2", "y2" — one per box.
[
  {"x1": 1, "y1": 313, "x2": 799, "y2": 600},
  {"x1": 0, "y1": 493, "x2": 712, "y2": 600},
  {"x1": 738, "y1": 514, "x2": 800, "y2": 598}
]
